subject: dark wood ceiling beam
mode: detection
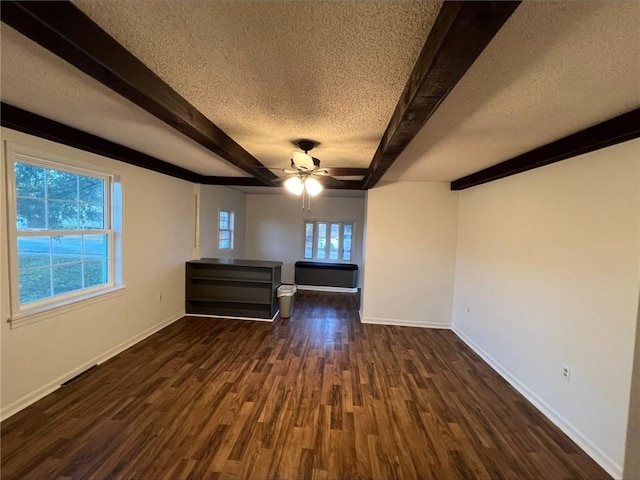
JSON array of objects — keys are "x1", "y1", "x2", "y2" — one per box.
[
  {"x1": 362, "y1": 1, "x2": 521, "y2": 189},
  {"x1": 1, "y1": 1, "x2": 279, "y2": 186},
  {"x1": 1, "y1": 103, "x2": 362, "y2": 190},
  {"x1": 450, "y1": 108, "x2": 640, "y2": 190},
  {"x1": 200, "y1": 177, "x2": 267, "y2": 186},
  {"x1": 201, "y1": 175, "x2": 362, "y2": 189},
  {"x1": 320, "y1": 167, "x2": 368, "y2": 177},
  {"x1": 317, "y1": 178, "x2": 364, "y2": 190},
  {"x1": 272, "y1": 175, "x2": 363, "y2": 190},
  {"x1": 1, "y1": 103, "x2": 204, "y2": 183}
]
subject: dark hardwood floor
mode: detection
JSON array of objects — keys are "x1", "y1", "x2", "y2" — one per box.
[{"x1": 1, "y1": 291, "x2": 610, "y2": 479}]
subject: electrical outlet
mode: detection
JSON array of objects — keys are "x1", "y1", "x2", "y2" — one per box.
[
  {"x1": 158, "y1": 293, "x2": 164, "y2": 302},
  {"x1": 562, "y1": 365, "x2": 571, "y2": 382},
  {"x1": 466, "y1": 307, "x2": 471, "y2": 314}
]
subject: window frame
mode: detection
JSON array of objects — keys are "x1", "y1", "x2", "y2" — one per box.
[
  {"x1": 303, "y1": 220, "x2": 355, "y2": 263},
  {"x1": 217, "y1": 208, "x2": 235, "y2": 253},
  {"x1": 5, "y1": 143, "x2": 123, "y2": 326}
]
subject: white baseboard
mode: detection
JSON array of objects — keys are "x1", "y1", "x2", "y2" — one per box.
[
  {"x1": 296, "y1": 285, "x2": 358, "y2": 293},
  {"x1": 452, "y1": 326, "x2": 622, "y2": 480},
  {"x1": 362, "y1": 316, "x2": 450, "y2": 329},
  {"x1": 0, "y1": 311, "x2": 185, "y2": 422}
]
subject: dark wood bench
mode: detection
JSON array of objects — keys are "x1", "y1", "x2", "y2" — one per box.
[{"x1": 294, "y1": 261, "x2": 358, "y2": 289}]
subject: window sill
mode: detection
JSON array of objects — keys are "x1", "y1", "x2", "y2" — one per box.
[{"x1": 8, "y1": 286, "x2": 127, "y2": 329}]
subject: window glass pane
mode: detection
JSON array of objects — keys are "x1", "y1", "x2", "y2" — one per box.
[
  {"x1": 18, "y1": 237, "x2": 51, "y2": 269},
  {"x1": 15, "y1": 163, "x2": 45, "y2": 198},
  {"x1": 48, "y1": 200, "x2": 79, "y2": 230},
  {"x1": 80, "y1": 203, "x2": 104, "y2": 229},
  {"x1": 16, "y1": 198, "x2": 46, "y2": 230},
  {"x1": 47, "y1": 170, "x2": 78, "y2": 201},
  {"x1": 229, "y1": 212, "x2": 235, "y2": 230},
  {"x1": 219, "y1": 210, "x2": 228, "y2": 229},
  {"x1": 84, "y1": 259, "x2": 108, "y2": 288},
  {"x1": 304, "y1": 223, "x2": 314, "y2": 259},
  {"x1": 52, "y1": 235, "x2": 82, "y2": 265},
  {"x1": 52, "y1": 263, "x2": 83, "y2": 296},
  {"x1": 219, "y1": 230, "x2": 230, "y2": 249},
  {"x1": 84, "y1": 234, "x2": 107, "y2": 260},
  {"x1": 84, "y1": 234, "x2": 108, "y2": 287},
  {"x1": 317, "y1": 223, "x2": 326, "y2": 259},
  {"x1": 79, "y1": 176, "x2": 104, "y2": 203},
  {"x1": 329, "y1": 224, "x2": 339, "y2": 260},
  {"x1": 343, "y1": 224, "x2": 352, "y2": 261},
  {"x1": 20, "y1": 266, "x2": 52, "y2": 304}
]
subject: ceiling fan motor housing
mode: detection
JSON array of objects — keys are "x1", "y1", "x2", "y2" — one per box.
[{"x1": 296, "y1": 139, "x2": 317, "y2": 152}]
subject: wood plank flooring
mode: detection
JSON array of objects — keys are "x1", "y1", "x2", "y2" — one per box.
[{"x1": 1, "y1": 291, "x2": 611, "y2": 479}]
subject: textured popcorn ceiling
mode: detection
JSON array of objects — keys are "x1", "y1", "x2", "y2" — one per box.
[
  {"x1": 1, "y1": 1, "x2": 638, "y2": 185},
  {"x1": 0, "y1": 24, "x2": 248, "y2": 177},
  {"x1": 73, "y1": 0, "x2": 442, "y2": 171},
  {"x1": 385, "y1": 0, "x2": 640, "y2": 182}
]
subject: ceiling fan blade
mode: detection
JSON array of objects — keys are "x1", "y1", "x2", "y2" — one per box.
[{"x1": 313, "y1": 175, "x2": 343, "y2": 187}]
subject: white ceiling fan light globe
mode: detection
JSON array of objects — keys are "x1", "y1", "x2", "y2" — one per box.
[
  {"x1": 305, "y1": 177, "x2": 323, "y2": 196},
  {"x1": 284, "y1": 176, "x2": 304, "y2": 195},
  {"x1": 292, "y1": 151, "x2": 315, "y2": 170}
]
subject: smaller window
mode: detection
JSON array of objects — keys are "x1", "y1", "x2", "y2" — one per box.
[
  {"x1": 304, "y1": 221, "x2": 354, "y2": 262},
  {"x1": 218, "y1": 209, "x2": 235, "y2": 252}
]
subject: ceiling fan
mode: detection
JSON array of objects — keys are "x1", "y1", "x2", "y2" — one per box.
[
  {"x1": 262, "y1": 139, "x2": 353, "y2": 211},
  {"x1": 282, "y1": 139, "x2": 326, "y2": 198}
]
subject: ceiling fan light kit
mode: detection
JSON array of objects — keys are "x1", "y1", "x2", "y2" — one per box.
[
  {"x1": 284, "y1": 175, "x2": 323, "y2": 197},
  {"x1": 283, "y1": 139, "x2": 327, "y2": 211},
  {"x1": 284, "y1": 176, "x2": 304, "y2": 195},
  {"x1": 304, "y1": 177, "x2": 323, "y2": 196}
]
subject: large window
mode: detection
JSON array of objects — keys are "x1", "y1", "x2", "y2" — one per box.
[
  {"x1": 218, "y1": 209, "x2": 235, "y2": 252},
  {"x1": 6, "y1": 148, "x2": 121, "y2": 322},
  {"x1": 304, "y1": 221, "x2": 353, "y2": 262}
]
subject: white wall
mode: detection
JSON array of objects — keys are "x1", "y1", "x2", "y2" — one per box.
[
  {"x1": 624, "y1": 298, "x2": 640, "y2": 479},
  {"x1": 0, "y1": 128, "x2": 195, "y2": 419},
  {"x1": 359, "y1": 192, "x2": 369, "y2": 317},
  {"x1": 245, "y1": 193, "x2": 365, "y2": 284},
  {"x1": 452, "y1": 139, "x2": 640, "y2": 478},
  {"x1": 199, "y1": 184, "x2": 246, "y2": 259},
  {"x1": 362, "y1": 182, "x2": 459, "y2": 328}
]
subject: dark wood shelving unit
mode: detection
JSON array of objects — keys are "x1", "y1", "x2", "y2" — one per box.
[{"x1": 185, "y1": 258, "x2": 282, "y2": 320}]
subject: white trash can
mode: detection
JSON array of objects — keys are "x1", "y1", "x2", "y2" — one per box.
[{"x1": 277, "y1": 284, "x2": 297, "y2": 318}]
